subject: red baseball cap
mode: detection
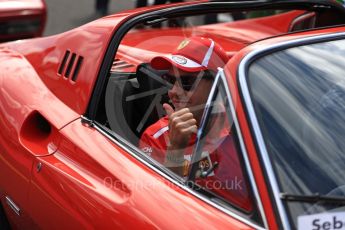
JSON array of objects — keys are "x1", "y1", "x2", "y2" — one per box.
[{"x1": 151, "y1": 36, "x2": 228, "y2": 73}]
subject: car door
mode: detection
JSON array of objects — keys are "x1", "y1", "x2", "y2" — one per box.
[
  {"x1": 0, "y1": 46, "x2": 79, "y2": 229},
  {"x1": 25, "y1": 111, "x2": 260, "y2": 229}
]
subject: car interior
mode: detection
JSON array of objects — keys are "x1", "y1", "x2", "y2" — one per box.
[{"x1": 103, "y1": 64, "x2": 170, "y2": 145}]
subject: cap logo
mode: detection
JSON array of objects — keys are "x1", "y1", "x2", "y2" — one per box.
[
  {"x1": 172, "y1": 55, "x2": 188, "y2": 65},
  {"x1": 177, "y1": 39, "x2": 190, "y2": 50}
]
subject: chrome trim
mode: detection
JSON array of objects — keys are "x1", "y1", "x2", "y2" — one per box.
[
  {"x1": 5, "y1": 196, "x2": 20, "y2": 216},
  {"x1": 81, "y1": 115, "x2": 94, "y2": 127},
  {"x1": 238, "y1": 31, "x2": 345, "y2": 230},
  {"x1": 218, "y1": 68, "x2": 268, "y2": 229},
  {"x1": 288, "y1": 12, "x2": 316, "y2": 32},
  {"x1": 188, "y1": 70, "x2": 222, "y2": 181},
  {"x1": 197, "y1": 69, "x2": 221, "y2": 138},
  {"x1": 92, "y1": 121, "x2": 264, "y2": 230}
]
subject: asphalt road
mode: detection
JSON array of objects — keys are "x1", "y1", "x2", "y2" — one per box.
[{"x1": 44, "y1": 0, "x2": 136, "y2": 36}]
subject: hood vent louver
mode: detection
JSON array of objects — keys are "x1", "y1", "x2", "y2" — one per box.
[{"x1": 58, "y1": 50, "x2": 83, "y2": 82}]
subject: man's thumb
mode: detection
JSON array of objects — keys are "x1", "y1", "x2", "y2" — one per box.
[{"x1": 163, "y1": 103, "x2": 174, "y2": 116}]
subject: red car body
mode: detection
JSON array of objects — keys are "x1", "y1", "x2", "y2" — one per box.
[
  {"x1": 0, "y1": 0, "x2": 345, "y2": 229},
  {"x1": 0, "y1": 0, "x2": 46, "y2": 42}
]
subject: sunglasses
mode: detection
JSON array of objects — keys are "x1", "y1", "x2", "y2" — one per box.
[{"x1": 162, "y1": 72, "x2": 213, "y2": 91}]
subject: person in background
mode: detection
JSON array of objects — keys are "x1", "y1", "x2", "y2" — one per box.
[
  {"x1": 95, "y1": 0, "x2": 109, "y2": 16},
  {"x1": 136, "y1": 0, "x2": 148, "y2": 8},
  {"x1": 136, "y1": 0, "x2": 182, "y2": 8}
]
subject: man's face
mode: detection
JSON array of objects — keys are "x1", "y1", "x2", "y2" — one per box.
[{"x1": 166, "y1": 68, "x2": 213, "y2": 118}]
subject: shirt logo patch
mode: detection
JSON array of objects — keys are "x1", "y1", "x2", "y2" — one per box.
[
  {"x1": 172, "y1": 55, "x2": 188, "y2": 65},
  {"x1": 198, "y1": 151, "x2": 214, "y2": 177},
  {"x1": 142, "y1": 147, "x2": 152, "y2": 156}
]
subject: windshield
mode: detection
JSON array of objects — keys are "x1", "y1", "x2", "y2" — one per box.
[{"x1": 247, "y1": 38, "x2": 345, "y2": 227}]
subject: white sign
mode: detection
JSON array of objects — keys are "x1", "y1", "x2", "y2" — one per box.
[{"x1": 298, "y1": 212, "x2": 345, "y2": 230}]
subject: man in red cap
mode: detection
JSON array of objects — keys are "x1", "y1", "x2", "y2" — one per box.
[
  {"x1": 139, "y1": 36, "x2": 229, "y2": 176},
  {"x1": 139, "y1": 37, "x2": 252, "y2": 210}
]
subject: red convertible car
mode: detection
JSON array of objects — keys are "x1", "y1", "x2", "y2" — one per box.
[
  {"x1": 0, "y1": 0, "x2": 46, "y2": 42},
  {"x1": 1, "y1": 0, "x2": 345, "y2": 229}
]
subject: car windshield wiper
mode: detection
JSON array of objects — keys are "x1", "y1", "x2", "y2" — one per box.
[{"x1": 280, "y1": 193, "x2": 345, "y2": 204}]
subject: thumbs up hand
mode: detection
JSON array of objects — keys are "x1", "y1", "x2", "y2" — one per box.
[
  {"x1": 163, "y1": 103, "x2": 198, "y2": 150},
  {"x1": 163, "y1": 103, "x2": 174, "y2": 116}
]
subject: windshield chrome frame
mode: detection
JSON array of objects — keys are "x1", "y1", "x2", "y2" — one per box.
[
  {"x1": 218, "y1": 68, "x2": 268, "y2": 228},
  {"x1": 238, "y1": 31, "x2": 345, "y2": 230}
]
